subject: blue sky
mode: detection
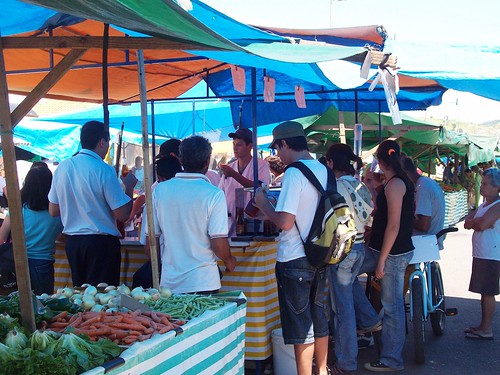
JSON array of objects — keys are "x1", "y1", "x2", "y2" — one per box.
[{"x1": 202, "y1": 0, "x2": 500, "y2": 123}]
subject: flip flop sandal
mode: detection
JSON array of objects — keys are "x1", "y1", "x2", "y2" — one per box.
[
  {"x1": 465, "y1": 331, "x2": 494, "y2": 340},
  {"x1": 330, "y1": 364, "x2": 345, "y2": 374},
  {"x1": 464, "y1": 326, "x2": 479, "y2": 334}
]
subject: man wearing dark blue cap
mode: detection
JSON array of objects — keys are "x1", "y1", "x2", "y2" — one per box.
[{"x1": 218, "y1": 128, "x2": 270, "y2": 236}]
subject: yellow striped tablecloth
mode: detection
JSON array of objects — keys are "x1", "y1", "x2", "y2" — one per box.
[
  {"x1": 54, "y1": 240, "x2": 149, "y2": 290},
  {"x1": 218, "y1": 241, "x2": 280, "y2": 361}
]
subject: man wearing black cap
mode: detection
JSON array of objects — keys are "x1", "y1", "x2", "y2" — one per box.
[
  {"x1": 218, "y1": 128, "x2": 270, "y2": 236},
  {"x1": 253, "y1": 121, "x2": 330, "y2": 375}
]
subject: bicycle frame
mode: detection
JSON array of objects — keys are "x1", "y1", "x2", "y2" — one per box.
[{"x1": 409, "y1": 261, "x2": 442, "y2": 321}]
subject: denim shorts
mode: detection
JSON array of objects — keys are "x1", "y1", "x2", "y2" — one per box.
[{"x1": 275, "y1": 257, "x2": 329, "y2": 344}]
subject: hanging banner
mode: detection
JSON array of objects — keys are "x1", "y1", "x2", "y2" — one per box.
[
  {"x1": 230, "y1": 65, "x2": 246, "y2": 94},
  {"x1": 354, "y1": 123, "x2": 362, "y2": 156},
  {"x1": 263, "y1": 76, "x2": 275, "y2": 103},
  {"x1": 295, "y1": 85, "x2": 306, "y2": 108}
]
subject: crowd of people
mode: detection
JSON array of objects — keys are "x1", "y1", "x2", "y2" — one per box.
[{"x1": 0, "y1": 118, "x2": 498, "y2": 375}]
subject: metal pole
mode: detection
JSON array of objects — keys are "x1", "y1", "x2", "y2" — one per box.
[{"x1": 251, "y1": 68, "x2": 259, "y2": 234}]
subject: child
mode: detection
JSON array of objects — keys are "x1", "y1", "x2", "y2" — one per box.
[{"x1": 463, "y1": 167, "x2": 500, "y2": 340}]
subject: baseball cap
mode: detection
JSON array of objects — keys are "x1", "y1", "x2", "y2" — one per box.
[
  {"x1": 269, "y1": 121, "x2": 305, "y2": 148},
  {"x1": 157, "y1": 139, "x2": 181, "y2": 159},
  {"x1": 228, "y1": 128, "x2": 253, "y2": 144}
]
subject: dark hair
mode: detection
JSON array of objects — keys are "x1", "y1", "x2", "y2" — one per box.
[
  {"x1": 155, "y1": 155, "x2": 182, "y2": 180},
  {"x1": 159, "y1": 139, "x2": 181, "y2": 157},
  {"x1": 80, "y1": 121, "x2": 109, "y2": 150},
  {"x1": 179, "y1": 136, "x2": 212, "y2": 172},
  {"x1": 401, "y1": 155, "x2": 418, "y2": 174},
  {"x1": 265, "y1": 155, "x2": 285, "y2": 175},
  {"x1": 273, "y1": 136, "x2": 308, "y2": 152},
  {"x1": 325, "y1": 143, "x2": 362, "y2": 176},
  {"x1": 30, "y1": 161, "x2": 49, "y2": 170},
  {"x1": 21, "y1": 167, "x2": 53, "y2": 211},
  {"x1": 376, "y1": 140, "x2": 413, "y2": 188}
]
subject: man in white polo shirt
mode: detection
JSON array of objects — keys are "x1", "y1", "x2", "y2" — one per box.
[
  {"x1": 150, "y1": 136, "x2": 236, "y2": 294},
  {"x1": 48, "y1": 121, "x2": 132, "y2": 287}
]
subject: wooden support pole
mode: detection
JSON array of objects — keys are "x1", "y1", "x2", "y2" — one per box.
[
  {"x1": 0, "y1": 39, "x2": 35, "y2": 332},
  {"x1": 137, "y1": 50, "x2": 159, "y2": 289},
  {"x1": 11, "y1": 49, "x2": 87, "y2": 127}
]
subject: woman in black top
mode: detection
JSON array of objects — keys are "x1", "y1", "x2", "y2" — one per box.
[{"x1": 362, "y1": 140, "x2": 415, "y2": 372}]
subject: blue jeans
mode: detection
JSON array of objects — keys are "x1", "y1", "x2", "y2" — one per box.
[
  {"x1": 28, "y1": 258, "x2": 54, "y2": 295},
  {"x1": 275, "y1": 257, "x2": 329, "y2": 345},
  {"x1": 356, "y1": 248, "x2": 413, "y2": 368},
  {"x1": 329, "y1": 243, "x2": 365, "y2": 371}
]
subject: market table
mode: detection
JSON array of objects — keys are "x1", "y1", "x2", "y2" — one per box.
[
  {"x1": 219, "y1": 240, "x2": 281, "y2": 361},
  {"x1": 54, "y1": 239, "x2": 148, "y2": 289},
  {"x1": 83, "y1": 291, "x2": 247, "y2": 375},
  {"x1": 444, "y1": 189, "x2": 468, "y2": 226}
]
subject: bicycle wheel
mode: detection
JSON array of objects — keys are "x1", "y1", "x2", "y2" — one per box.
[
  {"x1": 411, "y1": 278, "x2": 425, "y2": 364},
  {"x1": 430, "y1": 261, "x2": 446, "y2": 336}
]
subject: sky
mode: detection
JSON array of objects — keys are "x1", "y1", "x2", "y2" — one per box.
[{"x1": 202, "y1": 0, "x2": 500, "y2": 124}]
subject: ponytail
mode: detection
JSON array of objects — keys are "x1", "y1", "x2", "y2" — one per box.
[{"x1": 377, "y1": 140, "x2": 414, "y2": 190}]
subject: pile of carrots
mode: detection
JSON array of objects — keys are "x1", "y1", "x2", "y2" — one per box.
[{"x1": 42, "y1": 310, "x2": 186, "y2": 346}]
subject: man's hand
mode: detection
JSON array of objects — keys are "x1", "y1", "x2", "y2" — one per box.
[
  {"x1": 219, "y1": 164, "x2": 236, "y2": 179},
  {"x1": 224, "y1": 255, "x2": 237, "y2": 273}
]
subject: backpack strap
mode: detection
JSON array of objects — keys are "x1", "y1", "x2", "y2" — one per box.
[
  {"x1": 286, "y1": 161, "x2": 337, "y2": 195},
  {"x1": 286, "y1": 161, "x2": 335, "y2": 243}
]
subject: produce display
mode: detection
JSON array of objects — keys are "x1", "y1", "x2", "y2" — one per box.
[
  {"x1": 438, "y1": 181, "x2": 465, "y2": 193},
  {"x1": 44, "y1": 310, "x2": 185, "y2": 346},
  {"x1": 0, "y1": 284, "x2": 230, "y2": 374},
  {"x1": 145, "y1": 294, "x2": 228, "y2": 320},
  {"x1": 0, "y1": 313, "x2": 122, "y2": 375}
]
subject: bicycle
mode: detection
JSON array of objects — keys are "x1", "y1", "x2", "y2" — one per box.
[{"x1": 408, "y1": 226, "x2": 458, "y2": 364}]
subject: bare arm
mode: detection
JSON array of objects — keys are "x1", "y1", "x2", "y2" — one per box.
[
  {"x1": 219, "y1": 164, "x2": 261, "y2": 188},
  {"x1": 253, "y1": 188, "x2": 296, "y2": 231},
  {"x1": 210, "y1": 237, "x2": 236, "y2": 272},
  {"x1": 0, "y1": 215, "x2": 11, "y2": 243},
  {"x1": 465, "y1": 203, "x2": 500, "y2": 231},
  {"x1": 49, "y1": 202, "x2": 60, "y2": 217},
  {"x1": 112, "y1": 200, "x2": 133, "y2": 223},
  {"x1": 414, "y1": 214, "x2": 431, "y2": 232},
  {"x1": 376, "y1": 178, "x2": 406, "y2": 279}
]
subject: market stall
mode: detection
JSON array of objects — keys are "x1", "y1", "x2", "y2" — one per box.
[
  {"x1": 54, "y1": 240, "x2": 148, "y2": 290},
  {"x1": 83, "y1": 292, "x2": 247, "y2": 375},
  {"x1": 219, "y1": 240, "x2": 281, "y2": 361},
  {"x1": 443, "y1": 189, "x2": 469, "y2": 227}
]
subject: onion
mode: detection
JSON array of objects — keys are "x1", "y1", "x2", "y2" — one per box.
[
  {"x1": 90, "y1": 304, "x2": 105, "y2": 312},
  {"x1": 117, "y1": 284, "x2": 131, "y2": 295},
  {"x1": 82, "y1": 297, "x2": 96, "y2": 310},
  {"x1": 84, "y1": 285, "x2": 98, "y2": 296},
  {"x1": 97, "y1": 282, "x2": 109, "y2": 288},
  {"x1": 61, "y1": 287, "x2": 74, "y2": 298},
  {"x1": 99, "y1": 294, "x2": 113, "y2": 305},
  {"x1": 132, "y1": 291, "x2": 151, "y2": 301},
  {"x1": 159, "y1": 287, "x2": 172, "y2": 299},
  {"x1": 104, "y1": 285, "x2": 117, "y2": 292}
]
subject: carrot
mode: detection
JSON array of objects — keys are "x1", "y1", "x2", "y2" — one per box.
[
  {"x1": 103, "y1": 315, "x2": 123, "y2": 323},
  {"x1": 80, "y1": 315, "x2": 101, "y2": 327},
  {"x1": 158, "y1": 325, "x2": 172, "y2": 334},
  {"x1": 109, "y1": 322, "x2": 146, "y2": 332},
  {"x1": 150, "y1": 320, "x2": 158, "y2": 331},
  {"x1": 137, "y1": 334, "x2": 152, "y2": 342},
  {"x1": 50, "y1": 311, "x2": 68, "y2": 323},
  {"x1": 68, "y1": 315, "x2": 83, "y2": 328},
  {"x1": 150, "y1": 311, "x2": 162, "y2": 323},
  {"x1": 160, "y1": 317, "x2": 174, "y2": 328},
  {"x1": 48, "y1": 321, "x2": 69, "y2": 328},
  {"x1": 75, "y1": 326, "x2": 111, "y2": 336},
  {"x1": 155, "y1": 312, "x2": 173, "y2": 320},
  {"x1": 144, "y1": 327, "x2": 154, "y2": 335}
]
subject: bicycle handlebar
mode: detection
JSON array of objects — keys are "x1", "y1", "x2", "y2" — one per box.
[{"x1": 436, "y1": 226, "x2": 458, "y2": 239}]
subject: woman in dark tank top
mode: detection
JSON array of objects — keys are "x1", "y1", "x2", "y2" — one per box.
[{"x1": 361, "y1": 140, "x2": 416, "y2": 372}]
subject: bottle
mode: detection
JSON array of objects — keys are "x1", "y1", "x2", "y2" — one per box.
[{"x1": 236, "y1": 208, "x2": 246, "y2": 236}]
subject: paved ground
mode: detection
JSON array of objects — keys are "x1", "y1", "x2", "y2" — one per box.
[{"x1": 248, "y1": 224, "x2": 500, "y2": 374}]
